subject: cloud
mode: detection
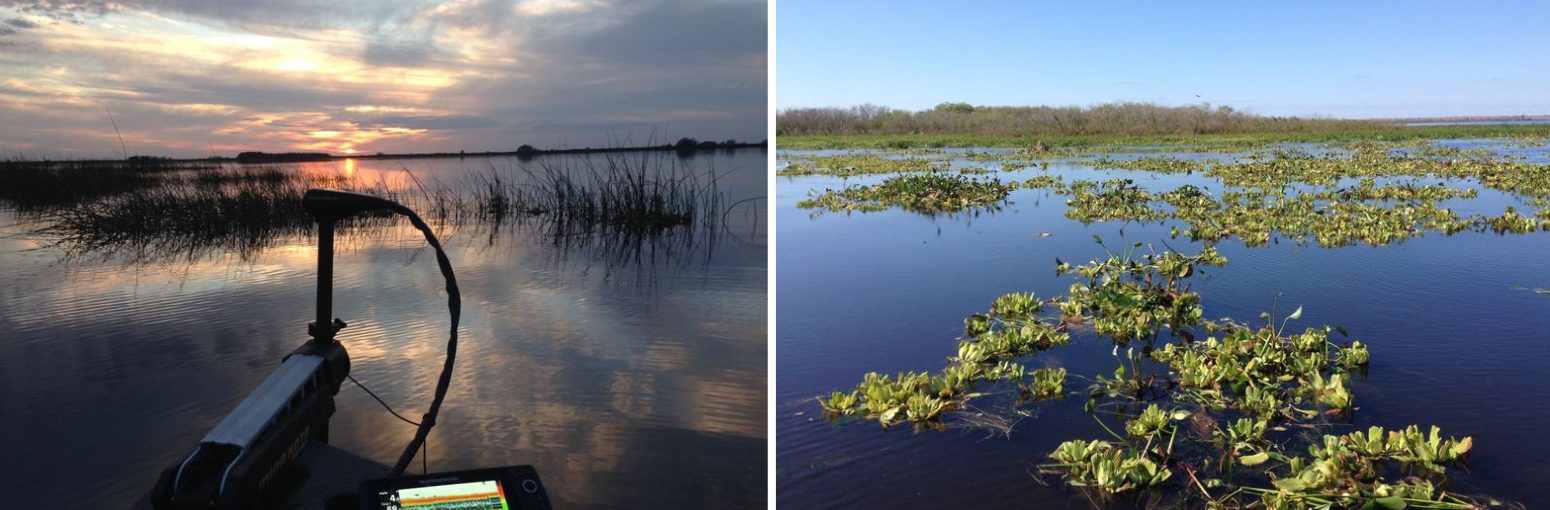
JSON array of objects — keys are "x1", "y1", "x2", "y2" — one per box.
[
  {"x1": 349, "y1": 114, "x2": 498, "y2": 130},
  {"x1": 0, "y1": 0, "x2": 765, "y2": 157}
]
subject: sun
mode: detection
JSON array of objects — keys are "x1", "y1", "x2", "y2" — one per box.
[{"x1": 274, "y1": 58, "x2": 319, "y2": 72}]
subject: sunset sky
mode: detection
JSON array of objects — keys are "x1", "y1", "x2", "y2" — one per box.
[{"x1": 0, "y1": 0, "x2": 766, "y2": 158}]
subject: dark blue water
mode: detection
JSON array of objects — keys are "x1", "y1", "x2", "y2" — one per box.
[{"x1": 776, "y1": 142, "x2": 1550, "y2": 508}]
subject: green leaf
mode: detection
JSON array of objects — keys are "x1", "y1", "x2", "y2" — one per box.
[
  {"x1": 1336, "y1": 326, "x2": 1349, "y2": 337},
  {"x1": 878, "y1": 407, "x2": 900, "y2": 424},
  {"x1": 1092, "y1": 234, "x2": 1104, "y2": 245},
  {"x1": 1453, "y1": 436, "x2": 1473, "y2": 456},
  {"x1": 1373, "y1": 496, "x2": 1407, "y2": 510},
  {"x1": 1171, "y1": 409, "x2": 1192, "y2": 420},
  {"x1": 1239, "y1": 451, "x2": 1270, "y2": 466},
  {"x1": 1272, "y1": 478, "x2": 1306, "y2": 491},
  {"x1": 1287, "y1": 305, "x2": 1303, "y2": 321}
]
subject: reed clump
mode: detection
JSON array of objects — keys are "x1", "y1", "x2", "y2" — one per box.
[{"x1": 441, "y1": 152, "x2": 722, "y2": 238}]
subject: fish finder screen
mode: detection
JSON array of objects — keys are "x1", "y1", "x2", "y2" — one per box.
[{"x1": 378, "y1": 479, "x2": 510, "y2": 510}]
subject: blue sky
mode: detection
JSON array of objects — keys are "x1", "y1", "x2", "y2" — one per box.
[{"x1": 777, "y1": 1, "x2": 1550, "y2": 118}]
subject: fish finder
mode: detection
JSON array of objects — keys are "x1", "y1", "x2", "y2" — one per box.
[{"x1": 357, "y1": 466, "x2": 552, "y2": 510}]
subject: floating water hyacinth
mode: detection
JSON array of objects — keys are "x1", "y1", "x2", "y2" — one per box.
[
  {"x1": 815, "y1": 246, "x2": 1494, "y2": 508},
  {"x1": 777, "y1": 153, "x2": 949, "y2": 177},
  {"x1": 796, "y1": 173, "x2": 1019, "y2": 213},
  {"x1": 790, "y1": 147, "x2": 1550, "y2": 247}
]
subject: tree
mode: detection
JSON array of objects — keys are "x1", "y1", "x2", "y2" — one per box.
[{"x1": 934, "y1": 102, "x2": 975, "y2": 114}]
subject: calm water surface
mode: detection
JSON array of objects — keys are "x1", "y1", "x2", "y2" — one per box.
[
  {"x1": 776, "y1": 141, "x2": 1550, "y2": 508},
  {"x1": 0, "y1": 150, "x2": 766, "y2": 509}
]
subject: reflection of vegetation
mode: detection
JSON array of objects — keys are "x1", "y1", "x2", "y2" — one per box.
[
  {"x1": 796, "y1": 173, "x2": 1018, "y2": 213},
  {"x1": 818, "y1": 244, "x2": 1500, "y2": 508}
]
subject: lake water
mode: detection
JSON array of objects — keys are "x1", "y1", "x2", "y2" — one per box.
[
  {"x1": 776, "y1": 141, "x2": 1550, "y2": 508},
  {"x1": 0, "y1": 149, "x2": 766, "y2": 509}
]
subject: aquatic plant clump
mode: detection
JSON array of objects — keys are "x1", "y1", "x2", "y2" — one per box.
[
  {"x1": 1090, "y1": 156, "x2": 1207, "y2": 174},
  {"x1": 796, "y1": 173, "x2": 1020, "y2": 213},
  {"x1": 776, "y1": 153, "x2": 949, "y2": 177},
  {"x1": 817, "y1": 245, "x2": 1497, "y2": 508},
  {"x1": 1078, "y1": 147, "x2": 1550, "y2": 244}
]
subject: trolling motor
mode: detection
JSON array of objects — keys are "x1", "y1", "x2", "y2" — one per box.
[
  {"x1": 148, "y1": 190, "x2": 395, "y2": 509},
  {"x1": 148, "y1": 189, "x2": 551, "y2": 510}
]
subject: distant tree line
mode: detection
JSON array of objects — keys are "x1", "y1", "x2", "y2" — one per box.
[
  {"x1": 777, "y1": 102, "x2": 1384, "y2": 137},
  {"x1": 235, "y1": 151, "x2": 333, "y2": 163}
]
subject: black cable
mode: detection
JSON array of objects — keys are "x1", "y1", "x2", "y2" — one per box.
[
  {"x1": 384, "y1": 202, "x2": 461, "y2": 477},
  {"x1": 347, "y1": 374, "x2": 420, "y2": 427}
]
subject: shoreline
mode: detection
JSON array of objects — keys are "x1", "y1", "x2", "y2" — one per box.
[
  {"x1": 5, "y1": 141, "x2": 768, "y2": 165},
  {"x1": 775, "y1": 124, "x2": 1550, "y2": 150}
]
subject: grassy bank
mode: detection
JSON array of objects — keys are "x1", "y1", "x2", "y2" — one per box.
[{"x1": 777, "y1": 124, "x2": 1550, "y2": 150}]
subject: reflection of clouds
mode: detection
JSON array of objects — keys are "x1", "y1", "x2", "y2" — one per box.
[
  {"x1": 1, "y1": 155, "x2": 764, "y2": 507},
  {"x1": 0, "y1": 0, "x2": 764, "y2": 158}
]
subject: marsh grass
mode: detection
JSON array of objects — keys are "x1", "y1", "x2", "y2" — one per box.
[
  {"x1": 0, "y1": 158, "x2": 216, "y2": 212},
  {"x1": 27, "y1": 152, "x2": 737, "y2": 266},
  {"x1": 36, "y1": 172, "x2": 392, "y2": 262},
  {"x1": 426, "y1": 152, "x2": 722, "y2": 237}
]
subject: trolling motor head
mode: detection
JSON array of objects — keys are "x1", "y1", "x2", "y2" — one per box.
[
  {"x1": 150, "y1": 189, "x2": 389, "y2": 509},
  {"x1": 302, "y1": 188, "x2": 399, "y2": 224},
  {"x1": 303, "y1": 189, "x2": 399, "y2": 345}
]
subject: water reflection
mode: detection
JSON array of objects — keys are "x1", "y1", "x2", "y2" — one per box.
[{"x1": 0, "y1": 150, "x2": 766, "y2": 509}]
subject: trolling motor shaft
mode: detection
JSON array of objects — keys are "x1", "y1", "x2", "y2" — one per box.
[
  {"x1": 151, "y1": 189, "x2": 397, "y2": 510},
  {"x1": 304, "y1": 189, "x2": 400, "y2": 345}
]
